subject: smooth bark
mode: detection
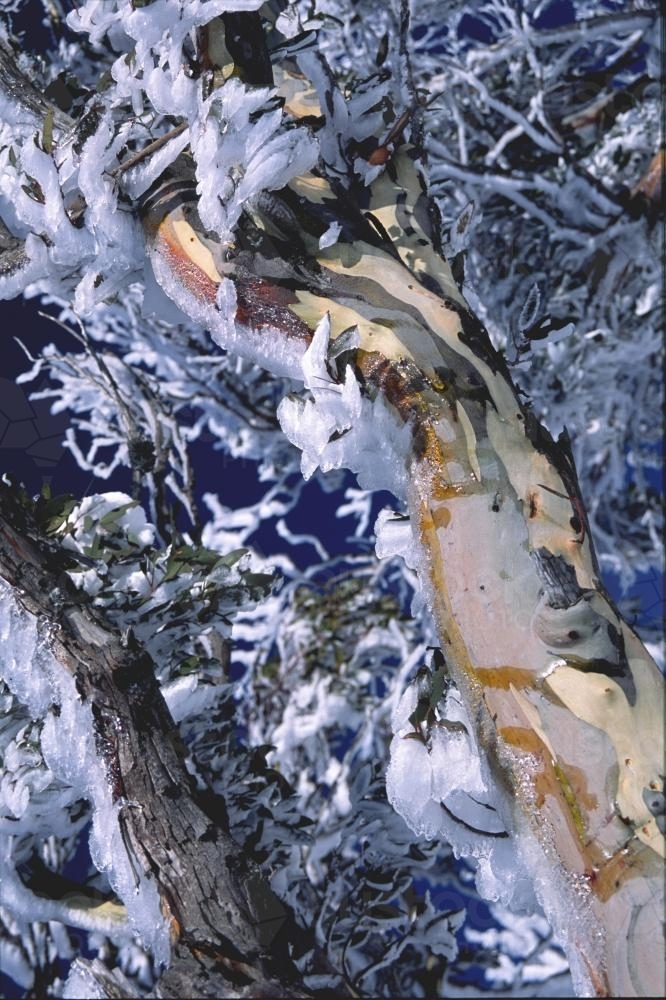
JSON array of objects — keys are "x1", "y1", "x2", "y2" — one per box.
[{"x1": 140, "y1": 129, "x2": 664, "y2": 1000}]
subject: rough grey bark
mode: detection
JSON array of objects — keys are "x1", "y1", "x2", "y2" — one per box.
[{"x1": 0, "y1": 482, "x2": 309, "y2": 1000}]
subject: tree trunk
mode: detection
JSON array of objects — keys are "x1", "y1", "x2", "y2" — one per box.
[
  {"x1": 0, "y1": 486, "x2": 309, "y2": 1000},
  {"x1": 140, "y1": 131, "x2": 664, "y2": 997}
]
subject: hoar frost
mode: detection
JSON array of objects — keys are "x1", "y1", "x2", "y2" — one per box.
[
  {"x1": 387, "y1": 685, "x2": 489, "y2": 841},
  {"x1": 0, "y1": 577, "x2": 170, "y2": 969},
  {"x1": 386, "y1": 667, "x2": 540, "y2": 915},
  {"x1": 1, "y1": 0, "x2": 660, "y2": 995},
  {"x1": 277, "y1": 313, "x2": 412, "y2": 497}
]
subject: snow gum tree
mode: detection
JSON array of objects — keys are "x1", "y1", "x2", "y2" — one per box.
[{"x1": 0, "y1": 1, "x2": 663, "y2": 997}]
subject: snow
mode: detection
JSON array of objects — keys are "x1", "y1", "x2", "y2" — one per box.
[
  {"x1": 115, "y1": 129, "x2": 192, "y2": 204},
  {"x1": 386, "y1": 736, "x2": 447, "y2": 840},
  {"x1": 161, "y1": 673, "x2": 219, "y2": 723},
  {"x1": 385, "y1": 670, "x2": 555, "y2": 920},
  {"x1": 0, "y1": 939, "x2": 34, "y2": 991},
  {"x1": 67, "y1": 1, "x2": 265, "y2": 53},
  {"x1": 0, "y1": 233, "x2": 49, "y2": 302},
  {"x1": 318, "y1": 221, "x2": 342, "y2": 249},
  {"x1": 62, "y1": 494, "x2": 155, "y2": 579},
  {"x1": 635, "y1": 281, "x2": 659, "y2": 317},
  {"x1": 192, "y1": 78, "x2": 318, "y2": 244},
  {"x1": 62, "y1": 960, "x2": 109, "y2": 1000},
  {"x1": 62, "y1": 958, "x2": 142, "y2": 1000},
  {"x1": 466, "y1": 904, "x2": 571, "y2": 991},
  {"x1": 0, "y1": 0, "x2": 660, "y2": 995},
  {"x1": 387, "y1": 686, "x2": 495, "y2": 838},
  {"x1": 374, "y1": 508, "x2": 418, "y2": 566}
]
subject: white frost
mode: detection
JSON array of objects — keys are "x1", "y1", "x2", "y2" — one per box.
[
  {"x1": 0, "y1": 578, "x2": 170, "y2": 967},
  {"x1": 387, "y1": 689, "x2": 489, "y2": 839},
  {"x1": 277, "y1": 313, "x2": 412, "y2": 495},
  {"x1": 386, "y1": 681, "x2": 540, "y2": 914}
]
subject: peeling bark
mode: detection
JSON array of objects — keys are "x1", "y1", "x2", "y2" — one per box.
[{"x1": 140, "y1": 123, "x2": 664, "y2": 1000}]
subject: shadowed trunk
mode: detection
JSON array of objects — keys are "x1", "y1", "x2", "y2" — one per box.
[{"x1": 0, "y1": 485, "x2": 309, "y2": 1000}]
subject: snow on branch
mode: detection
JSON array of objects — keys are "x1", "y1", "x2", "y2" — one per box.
[{"x1": 0, "y1": 481, "x2": 306, "y2": 998}]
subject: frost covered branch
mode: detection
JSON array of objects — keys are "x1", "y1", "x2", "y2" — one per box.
[{"x1": 0, "y1": 484, "x2": 308, "y2": 999}]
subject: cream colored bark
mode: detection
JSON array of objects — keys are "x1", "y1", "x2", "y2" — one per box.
[{"x1": 142, "y1": 135, "x2": 664, "y2": 996}]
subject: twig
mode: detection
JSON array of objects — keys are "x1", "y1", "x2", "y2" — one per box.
[{"x1": 109, "y1": 122, "x2": 188, "y2": 178}]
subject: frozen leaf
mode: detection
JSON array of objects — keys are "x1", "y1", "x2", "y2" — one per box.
[
  {"x1": 449, "y1": 199, "x2": 476, "y2": 253},
  {"x1": 518, "y1": 282, "x2": 541, "y2": 334}
]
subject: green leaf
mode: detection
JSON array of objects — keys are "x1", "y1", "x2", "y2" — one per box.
[
  {"x1": 35, "y1": 493, "x2": 77, "y2": 535},
  {"x1": 162, "y1": 544, "x2": 247, "y2": 582},
  {"x1": 42, "y1": 108, "x2": 54, "y2": 155},
  {"x1": 175, "y1": 655, "x2": 201, "y2": 676},
  {"x1": 429, "y1": 665, "x2": 447, "y2": 708},
  {"x1": 21, "y1": 177, "x2": 45, "y2": 204},
  {"x1": 99, "y1": 501, "x2": 136, "y2": 529},
  {"x1": 214, "y1": 547, "x2": 248, "y2": 568}
]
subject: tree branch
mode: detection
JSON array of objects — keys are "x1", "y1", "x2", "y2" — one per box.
[
  {"x1": 140, "y1": 127, "x2": 664, "y2": 996},
  {"x1": 0, "y1": 13, "x2": 662, "y2": 997},
  {"x1": 0, "y1": 483, "x2": 309, "y2": 1000}
]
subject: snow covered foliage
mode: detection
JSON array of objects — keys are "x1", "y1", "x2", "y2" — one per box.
[
  {"x1": 0, "y1": 0, "x2": 661, "y2": 997},
  {"x1": 416, "y1": 0, "x2": 663, "y2": 594},
  {"x1": 278, "y1": 313, "x2": 413, "y2": 496},
  {"x1": 1, "y1": 480, "x2": 573, "y2": 997},
  {"x1": 312, "y1": 0, "x2": 663, "y2": 597}
]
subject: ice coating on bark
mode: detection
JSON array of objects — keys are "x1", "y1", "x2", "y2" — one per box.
[
  {"x1": 274, "y1": 307, "x2": 596, "y2": 940},
  {"x1": 0, "y1": 2, "x2": 661, "y2": 994},
  {"x1": 121, "y1": 128, "x2": 192, "y2": 202},
  {"x1": 386, "y1": 681, "x2": 540, "y2": 914},
  {"x1": 0, "y1": 577, "x2": 170, "y2": 967},
  {"x1": 277, "y1": 313, "x2": 412, "y2": 496},
  {"x1": 65, "y1": 0, "x2": 265, "y2": 71},
  {"x1": 191, "y1": 78, "x2": 318, "y2": 244},
  {"x1": 1, "y1": 0, "x2": 317, "y2": 321},
  {"x1": 148, "y1": 238, "x2": 307, "y2": 378}
]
